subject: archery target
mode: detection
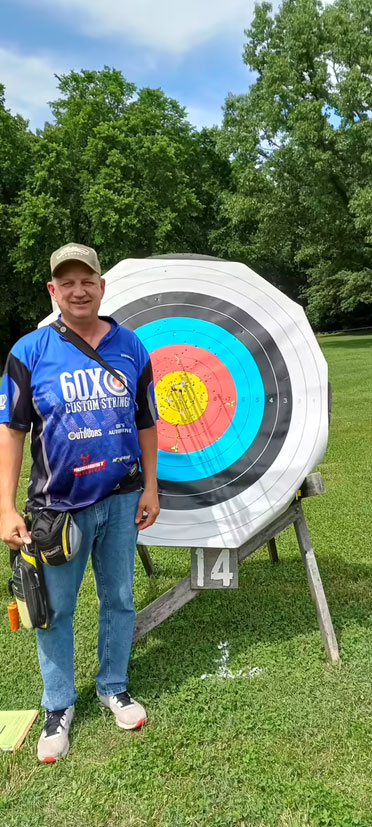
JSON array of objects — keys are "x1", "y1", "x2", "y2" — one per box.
[
  {"x1": 40, "y1": 257, "x2": 329, "y2": 549},
  {"x1": 112, "y1": 296, "x2": 293, "y2": 510}
]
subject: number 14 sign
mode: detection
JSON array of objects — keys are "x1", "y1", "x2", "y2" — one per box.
[{"x1": 191, "y1": 548, "x2": 239, "y2": 590}]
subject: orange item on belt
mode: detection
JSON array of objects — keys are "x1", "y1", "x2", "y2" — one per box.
[{"x1": 7, "y1": 600, "x2": 20, "y2": 631}]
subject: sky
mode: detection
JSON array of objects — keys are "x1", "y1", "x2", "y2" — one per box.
[{"x1": 0, "y1": 0, "x2": 260, "y2": 132}]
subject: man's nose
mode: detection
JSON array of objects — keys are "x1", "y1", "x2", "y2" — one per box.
[{"x1": 72, "y1": 283, "x2": 87, "y2": 296}]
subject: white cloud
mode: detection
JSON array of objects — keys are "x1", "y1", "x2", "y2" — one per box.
[
  {"x1": 0, "y1": 47, "x2": 62, "y2": 127},
  {"x1": 20, "y1": 0, "x2": 256, "y2": 54},
  {"x1": 185, "y1": 102, "x2": 223, "y2": 130},
  {"x1": 0, "y1": 43, "x2": 228, "y2": 133},
  {"x1": 0, "y1": 45, "x2": 224, "y2": 132}
]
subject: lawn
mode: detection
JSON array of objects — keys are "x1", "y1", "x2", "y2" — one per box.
[{"x1": 1, "y1": 333, "x2": 372, "y2": 827}]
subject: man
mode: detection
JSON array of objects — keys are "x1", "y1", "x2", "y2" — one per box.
[{"x1": 0, "y1": 242, "x2": 159, "y2": 763}]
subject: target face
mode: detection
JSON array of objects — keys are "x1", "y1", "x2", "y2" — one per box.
[
  {"x1": 112, "y1": 295, "x2": 293, "y2": 512},
  {"x1": 40, "y1": 256, "x2": 329, "y2": 548}
]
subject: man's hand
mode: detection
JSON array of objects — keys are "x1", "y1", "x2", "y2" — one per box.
[
  {"x1": 0, "y1": 509, "x2": 32, "y2": 550},
  {"x1": 135, "y1": 488, "x2": 160, "y2": 531}
]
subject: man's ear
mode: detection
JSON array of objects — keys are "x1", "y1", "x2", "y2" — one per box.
[
  {"x1": 100, "y1": 277, "x2": 106, "y2": 298},
  {"x1": 47, "y1": 281, "x2": 56, "y2": 298}
]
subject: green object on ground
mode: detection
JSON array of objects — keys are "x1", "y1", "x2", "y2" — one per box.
[{"x1": 0, "y1": 710, "x2": 38, "y2": 751}]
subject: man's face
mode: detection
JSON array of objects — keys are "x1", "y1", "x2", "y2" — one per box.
[{"x1": 47, "y1": 261, "x2": 105, "y2": 324}]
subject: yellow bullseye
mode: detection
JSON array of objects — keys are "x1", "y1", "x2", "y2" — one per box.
[{"x1": 155, "y1": 371, "x2": 209, "y2": 426}]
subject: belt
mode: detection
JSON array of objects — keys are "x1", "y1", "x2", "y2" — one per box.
[{"x1": 112, "y1": 460, "x2": 142, "y2": 494}]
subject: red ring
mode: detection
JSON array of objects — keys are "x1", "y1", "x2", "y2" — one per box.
[{"x1": 151, "y1": 344, "x2": 237, "y2": 453}]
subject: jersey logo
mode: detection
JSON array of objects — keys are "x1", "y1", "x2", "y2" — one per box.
[
  {"x1": 68, "y1": 427, "x2": 102, "y2": 441},
  {"x1": 60, "y1": 368, "x2": 128, "y2": 402},
  {"x1": 60, "y1": 367, "x2": 131, "y2": 413},
  {"x1": 73, "y1": 455, "x2": 107, "y2": 477},
  {"x1": 103, "y1": 371, "x2": 128, "y2": 397}
]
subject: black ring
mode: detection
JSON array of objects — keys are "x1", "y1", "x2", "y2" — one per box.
[{"x1": 113, "y1": 293, "x2": 292, "y2": 509}]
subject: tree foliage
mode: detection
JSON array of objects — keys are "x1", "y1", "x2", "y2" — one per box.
[
  {"x1": 7, "y1": 68, "x2": 229, "y2": 350},
  {"x1": 0, "y1": 85, "x2": 34, "y2": 362},
  {"x1": 215, "y1": 0, "x2": 372, "y2": 328}
]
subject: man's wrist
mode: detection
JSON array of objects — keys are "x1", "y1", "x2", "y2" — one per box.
[
  {"x1": 142, "y1": 482, "x2": 158, "y2": 493},
  {"x1": 0, "y1": 504, "x2": 18, "y2": 517}
]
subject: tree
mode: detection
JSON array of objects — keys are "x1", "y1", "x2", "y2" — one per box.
[
  {"x1": 217, "y1": 0, "x2": 372, "y2": 328},
  {"x1": 10, "y1": 69, "x2": 229, "y2": 338},
  {"x1": 10, "y1": 68, "x2": 136, "y2": 327},
  {"x1": 0, "y1": 86, "x2": 33, "y2": 365},
  {"x1": 82, "y1": 87, "x2": 202, "y2": 263}
]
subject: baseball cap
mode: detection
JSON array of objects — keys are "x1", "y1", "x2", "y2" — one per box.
[{"x1": 50, "y1": 242, "x2": 101, "y2": 277}]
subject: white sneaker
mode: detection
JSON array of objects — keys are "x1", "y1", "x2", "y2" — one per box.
[
  {"x1": 37, "y1": 706, "x2": 74, "y2": 763},
  {"x1": 97, "y1": 691, "x2": 147, "y2": 730}
]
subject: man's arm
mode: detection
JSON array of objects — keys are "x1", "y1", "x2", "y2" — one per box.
[
  {"x1": 135, "y1": 425, "x2": 160, "y2": 531},
  {"x1": 0, "y1": 424, "x2": 31, "y2": 548}
]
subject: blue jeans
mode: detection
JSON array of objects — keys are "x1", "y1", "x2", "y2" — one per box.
[{"x1": 35, "y1": 491, "x2": 141, "y2": 710}]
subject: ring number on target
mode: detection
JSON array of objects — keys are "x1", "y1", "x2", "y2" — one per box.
[{"x1": 191, "y1": 548, "x2": 239, "y2": 590}]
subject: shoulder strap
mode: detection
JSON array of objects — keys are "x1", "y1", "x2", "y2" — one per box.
[{"x1": 50, "y1": 319, "x2": 132, "y2": 398}]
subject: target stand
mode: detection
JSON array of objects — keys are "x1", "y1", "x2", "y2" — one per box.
[{"x1": 134, "y1": 472, "x2": 339, "y2": 664}]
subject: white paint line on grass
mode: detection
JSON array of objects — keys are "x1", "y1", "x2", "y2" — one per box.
[{"x1": 201, "y1": 641, "x2": 264, "y2": 680}]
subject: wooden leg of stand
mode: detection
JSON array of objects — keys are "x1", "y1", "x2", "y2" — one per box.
[
  {"x1": 136, "y1": 544, "x2": 156, "y2": 577},
  {"x1": 134, "y1": 575, "x2": 198, "y2": 642},
  {"x1": 294, "y1": 506, "x2": 339, "y2": 664},
  {"x1": 267, "y1": 538, "x2": 279, "y2": 564}
]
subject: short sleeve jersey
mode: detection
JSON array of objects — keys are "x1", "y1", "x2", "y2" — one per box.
[{"x1": 0, "y1": 318, "x2": 157, "y2": 512}]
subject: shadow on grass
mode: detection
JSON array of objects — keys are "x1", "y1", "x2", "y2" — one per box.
[
  {"x1": 129, "y1": 553, "x2": 372, "y2": 699},
  {"x1": 320, "y1": 337, "x2": 372, "y2": 349}
]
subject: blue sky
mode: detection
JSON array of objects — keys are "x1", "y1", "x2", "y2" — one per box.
[{"x1": 0, "y1": 0, "x2": 259, "y2": 132}]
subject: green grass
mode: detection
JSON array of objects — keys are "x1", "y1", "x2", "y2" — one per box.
[{"x1": 1, "y1": 333, "x2": 372, "y2": 827}]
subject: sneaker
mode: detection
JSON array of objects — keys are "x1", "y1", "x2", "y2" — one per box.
[
  {"x1": 97, "y1": 691, "x2": 147, "y2": 730},
  {"x1": 37, "y1": 706, "x2": 74, "y2": 763}
]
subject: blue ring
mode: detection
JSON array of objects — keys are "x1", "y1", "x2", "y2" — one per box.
[{"x1": 137, "y1": 318, "x2": 265, "y2": 482}]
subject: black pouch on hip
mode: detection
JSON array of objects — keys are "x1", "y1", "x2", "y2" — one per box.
[
  {"x1": 10, "y1": 546, "x2": 49, "y2": 630},
  {"x1": 31, "y1": 510, "x2": 82, "y2": 566}
]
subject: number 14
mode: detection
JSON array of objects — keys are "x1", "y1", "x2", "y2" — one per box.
[{"x1": 195, "y1": 548, "x2": 234, "y2": 587}]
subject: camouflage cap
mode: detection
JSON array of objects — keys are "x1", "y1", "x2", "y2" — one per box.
[{"x1": 50, "y1": 242, "x2": 101, "y2": 277}]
